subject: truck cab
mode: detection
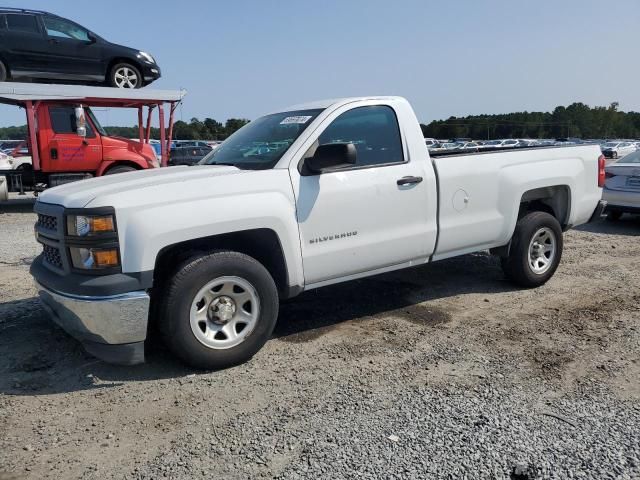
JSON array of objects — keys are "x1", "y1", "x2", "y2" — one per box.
[{"x1": 35, "y1": 104, "x2": 158, "y2": 178}]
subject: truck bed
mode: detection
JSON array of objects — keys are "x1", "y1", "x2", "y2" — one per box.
[{"x1": 430, "y1": 144, "x2": 603, "y2": 261}]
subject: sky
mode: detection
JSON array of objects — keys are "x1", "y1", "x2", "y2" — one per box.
[{"x1": 0, "y1": 0, "x2": 639, "y2": 127}]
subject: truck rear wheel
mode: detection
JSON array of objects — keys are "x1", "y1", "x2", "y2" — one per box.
[
  {"x1": 157, "y1": 250, "x2": 279, "y2": 369},
  {"x1": 501, "y1": 211, "x2": 563, "y2": 288}
]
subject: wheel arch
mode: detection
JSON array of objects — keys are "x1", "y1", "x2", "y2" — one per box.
[
  {"x1": 153, "y1": 228, "x2": 292, "y2": 299},
  {"x1": 492, "y1": 185, "x2": 571, "y2": 258},
  {"x1": 97, "y1": 160, "x2": 145, "y2": 176},
  {"x1": 519, "y1": 185, "x2": 571, "y2": 229}
]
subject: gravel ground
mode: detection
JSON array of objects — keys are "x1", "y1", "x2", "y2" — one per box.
[{"x1": 0, "y1": 196, "x2": 639, "y2": 480}]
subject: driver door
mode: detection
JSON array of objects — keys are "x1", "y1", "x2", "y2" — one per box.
[
  {"x1": 289, "y1": 103, "x2": 437, "y2": 286},
  {"x1": 41, "y1": 106, "x2": 103, "y2": 173}
]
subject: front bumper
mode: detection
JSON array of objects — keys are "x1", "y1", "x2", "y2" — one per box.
[
  {"x1": 35, "y1": 281, "x2": 150, "y2": 365},
  {"x1": 602, "y1": 150, "x2": 617, "y2": 158},
  {"x1": 142, "y1": 64, "x2": 161, "y2": 83}
]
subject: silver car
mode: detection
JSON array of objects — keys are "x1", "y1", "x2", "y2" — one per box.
[{"x1": 602, "y1": 150, "x2": 640, "y2": 219}]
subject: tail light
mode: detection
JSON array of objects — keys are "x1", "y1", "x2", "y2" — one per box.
[{"x1": 598, "y1": 154, "x2": 606, "y2": 187}]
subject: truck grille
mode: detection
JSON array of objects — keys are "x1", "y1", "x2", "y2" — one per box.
[
  {"x1": 42, "y1": 244, "x2": 63, "y2": 269},
  {"x1": 37, "y1": 213, "x2": 58, "y2": 232}
]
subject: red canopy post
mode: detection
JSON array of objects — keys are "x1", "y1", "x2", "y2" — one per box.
[
  {"x1": 167, "y1": 101, "x2": 177, "y2": 158},
  {"x1": 138, "y1": 107, "x2": 143, "y2": 144},
  {"x1": 25, "y1": 101, "x2": 40, "y2": 171},
  {"x1": 159, "y1": 104, "x2": 167, "y2": 167},
  {"x1": 145, "y1": 105, "x2": 154, "y2": 143}
]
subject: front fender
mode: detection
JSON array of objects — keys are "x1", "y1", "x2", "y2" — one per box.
[{"x1": 114, "y1": 191, "x2": 304, "y2": 291}]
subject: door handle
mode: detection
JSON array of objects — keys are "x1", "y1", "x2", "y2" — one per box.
[{"x1": 397, "y1": 176, "x2": 423, "y2": 186}]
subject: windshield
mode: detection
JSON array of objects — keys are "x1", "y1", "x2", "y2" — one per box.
[
  {"x1": 86, "y1": 108, "x2": 107, "y2": 136},
  {"x1": 603, "y1": 142, "x2": 619, "y2": 148},
  {"x1": 617, "y1": 150, "x2": 640, "y2": 163},
  {"x1": 200, "y1": 109, "x2": 324, "y2": 169}
]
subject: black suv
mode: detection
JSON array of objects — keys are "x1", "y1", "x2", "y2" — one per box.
[{"x1": 0, "y1": 8, "x2": 161, "y2": 88}]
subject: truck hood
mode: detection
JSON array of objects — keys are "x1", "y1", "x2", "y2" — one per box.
[{"x1": 38, "y1": 165, "x2": 251, "y2": 208}]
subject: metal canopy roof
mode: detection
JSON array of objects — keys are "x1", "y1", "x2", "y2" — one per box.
[{"x1": 0, "y1": 82, "x2": 186, "y2": 106}]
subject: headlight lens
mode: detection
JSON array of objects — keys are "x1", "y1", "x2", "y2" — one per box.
[
  {"x1": 69, "y1": 247, "x2": 120, "y2": 269},
  {"x1": 67, "y1": 214, "x2": 115, "y2": 237},
  {"x1": 138, "y1": 51, "x2": 155, "y2": 63}
]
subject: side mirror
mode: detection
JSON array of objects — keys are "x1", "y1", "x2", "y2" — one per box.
[
  {"x1": 87, "y1": 32, "x2": 97, "y2": 44},
  {"x1": 304, "y1": 143, "x2": 357, "y2": 174},
  {"x1": 74, "y1": 106, "x2": 87, "y2": 138}
]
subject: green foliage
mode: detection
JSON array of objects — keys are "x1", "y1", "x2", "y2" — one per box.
[
  {"x1": 0, "y1": 117, "x2": 250, "y2": 140},
  {"x1": 421, "y1": 102, "x2": 640, "y2": 140}
]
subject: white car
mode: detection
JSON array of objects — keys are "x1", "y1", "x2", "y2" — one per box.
[
  {"x1": 601, "y1": 141, "x2": 636, "y2": 160},
  {"x1": 424, "y1": 138, "x2": 438, "y2": 147},
  {"x1": 31, "y1": 96, "x2": 605, "y2": 368},
  {"x1": 482, "y1": 139, "x2": 519, "y2": 148},
  {"x1": 602, "y1": 149, "x2": 640, "y2": 219}
]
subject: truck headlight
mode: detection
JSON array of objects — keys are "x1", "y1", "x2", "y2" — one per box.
[
  {"x1": 69, "y1": 247, "x2": 120, "y2": 269},
  {"x1": 67, "y1": 214, "x2": 115, "y2": 237}
]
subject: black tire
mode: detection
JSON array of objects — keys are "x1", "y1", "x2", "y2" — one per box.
[
  {"x1": 501, "y1": 211, "x2": 563, "y2": 288},
  {"x1": 109, "y1": 62, "x2": 142, "y2": 89},
  {"x1": 0, "y1": 61, "x2": 7, "y2": 82},
  {"x1": 104, "y1": 165, "x2": 136, "y2": 175},
  {"x1": 607, "y1": 210, "x2": 623, "y2": 221},
  {"x1": 157, "y1": 250, "x2": 279, "y2": 369}
]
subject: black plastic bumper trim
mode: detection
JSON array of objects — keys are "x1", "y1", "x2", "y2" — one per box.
[{"x1": 31, "y1": 255, "x2": 153, "y2": 297}]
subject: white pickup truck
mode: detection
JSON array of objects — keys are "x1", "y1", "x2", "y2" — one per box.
[{"x1": 30, "y1": 96, "x2": 606, "y2": 368}]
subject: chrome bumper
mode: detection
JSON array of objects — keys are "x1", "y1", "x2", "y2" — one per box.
[{"x1": 35, "y1": 281, "x2": 150, "y2": 364}]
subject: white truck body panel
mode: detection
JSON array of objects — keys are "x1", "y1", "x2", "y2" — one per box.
[
  {"x1": 432, "y1": 145, "x2": 601, "y2": 260},
  {"x1": 36, "y1": 96, "x2": 603, "y2": 293}
]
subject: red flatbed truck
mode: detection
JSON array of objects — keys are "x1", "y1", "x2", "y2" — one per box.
[{"x1": 0, "y1": 82, "x2": 185, "y2": 200}]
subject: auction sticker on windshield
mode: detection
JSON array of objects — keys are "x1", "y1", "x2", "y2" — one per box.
[{"x1": 280, "y1": 116, "x2": 313, "y2": 124}]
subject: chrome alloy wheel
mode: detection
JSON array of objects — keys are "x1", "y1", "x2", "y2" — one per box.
[
  {"x1": 189, "y1": 276, "x2": 260, "y2": 349},
  {"x1": 113, "y1": 66, "x2": 139, "y2": 88},
  {"x1": 528, "y1": 227, "x2": 556, "y2": 275}
]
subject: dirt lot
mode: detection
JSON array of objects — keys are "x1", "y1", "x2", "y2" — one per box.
[{"x1": 0, "y1": 198, "x2": 639, "y2": 479}]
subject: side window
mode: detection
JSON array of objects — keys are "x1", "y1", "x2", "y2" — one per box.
[
  {"x1": 317, "y1": 105, "x2": 404, "y2": 168},
  {"x1": 49, "y1": 107, "x2": 94, "y2": 137},
  {"x1": 6, "y1": 14, "x2": 40, "y2": 35},
  {"x1": 42, "y1": 16, "x2": 90, "y2": 41}
]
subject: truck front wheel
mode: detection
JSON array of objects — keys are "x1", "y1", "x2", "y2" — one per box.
[
  {"x1": 104, "y1": 165, "x2": 137, "y2": 175},
  {"x1": 109, "y1": 63, "x2": 142, "y2": 89},
  {"x1": 157, "y1": 251, "x2": 279, "y2": 369},
  {"x1": 501, "y1": 211, "x2": 563, "y2": 288}
]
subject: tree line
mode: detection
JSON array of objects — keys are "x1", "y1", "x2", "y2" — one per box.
[
  {"x1": 421, "y1": 102, "x2": 640, "y2": 140},
  {"x1": 0, "y1": 117, "x2": 250, "y2": 140},
  {"x1": 2, "y1": 102, "x2": 640, "y2": 141}
]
